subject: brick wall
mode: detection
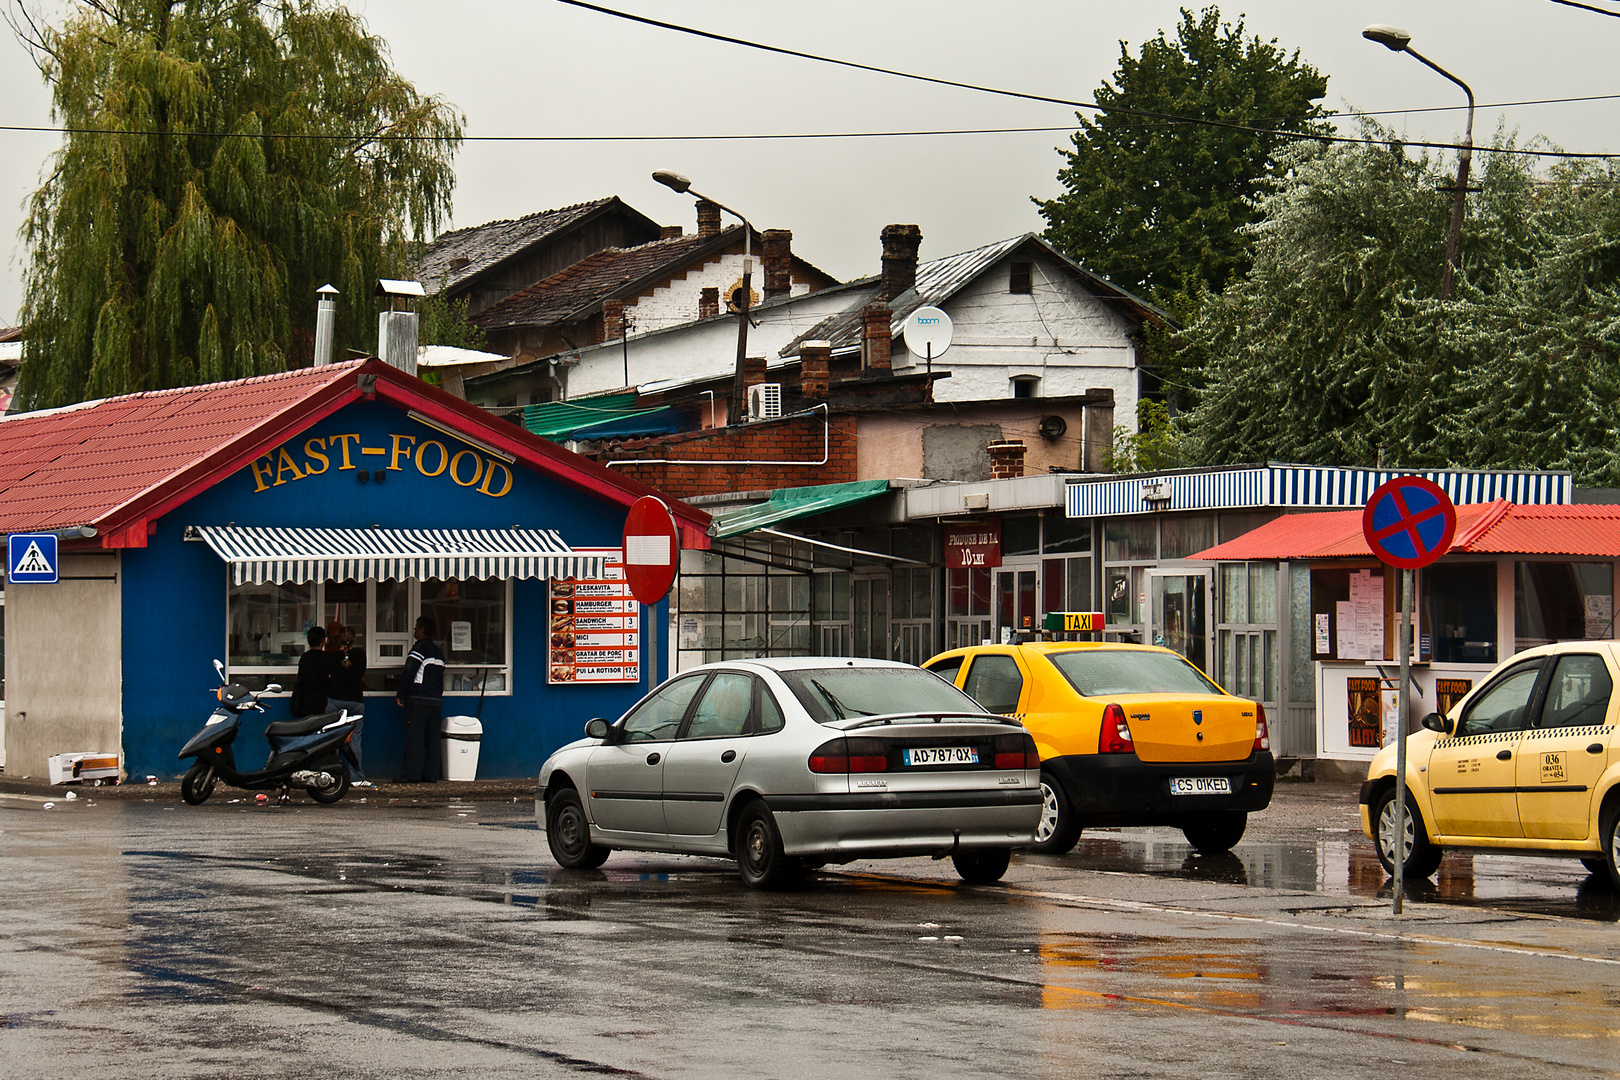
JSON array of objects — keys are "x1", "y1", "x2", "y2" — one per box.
[{"x1": 595, "y1": 414, "x2": 858, "y2": 499}]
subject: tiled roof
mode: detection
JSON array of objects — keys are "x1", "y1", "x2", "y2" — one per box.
[
  {"x1": 416, "y1": 198, "x2": 637, "y2": 296},
  {"x1": 471, "y1": 229, "x2": 738, "y2": 331},
  {"x1": 0, "y1": 363, "x2": 362, "y2": 535}
]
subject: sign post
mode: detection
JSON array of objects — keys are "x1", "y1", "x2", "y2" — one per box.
[
  {"x1": 622, "y1": 497, "x2": 680, "y2": 689},
  {"x1": 1362, "y1": 476, "x2": 1457, "y2": 914}
]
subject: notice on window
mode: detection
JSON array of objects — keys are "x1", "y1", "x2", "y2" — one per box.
[
  {"x1": 450, "y1": 620, "x2": 473, "y2": 652},
  {"x1": 1585, "y1": 594, "x2": 1614, "y2": 640},
  {"x1": 1315, "y1": 612, "x2": 1331, "y2": 656},
  {"x1": 1336, "y1": 570, "x2": 1385, "y2": 660},
  {"x1": 549, "y1": 548, "x2": 640, "y2": 684}
]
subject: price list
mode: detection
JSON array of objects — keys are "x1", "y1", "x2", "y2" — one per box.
[{"x1": 548, "y1": 549, "x2": 641, "y2": 684}]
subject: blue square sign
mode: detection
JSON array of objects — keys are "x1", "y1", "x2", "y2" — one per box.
[{"x1": 8, "y1": 532, "x2": 59, "y2": 584}]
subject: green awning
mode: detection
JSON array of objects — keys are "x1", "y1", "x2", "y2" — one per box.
[
  {"x1": 710, "y1": 479, "x2": 893, "y2": 539},
  {"x1": 524, "y1": 394, "x2": 656, "y2": 440}
]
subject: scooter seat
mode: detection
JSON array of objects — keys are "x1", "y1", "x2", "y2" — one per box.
[{"x1": 265, "y1": 711, "x2": 344, "y2": 737}]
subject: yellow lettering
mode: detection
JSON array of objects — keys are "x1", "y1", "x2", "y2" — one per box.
[
  {"x1": 388, "y1": 433, "x2": 416, "y2": 471},
  {"x1": 274, "y1": 446, "x2": 306, "y2": 486},
  {"x1": 478, "y1": 460, "x2": 514, "y2": 498},
  {"x1": 330, "y1": 433, "x2": 361, "y2": 469},
  {"x1": 449, "y1": 450, "x2": 484, "y2": 488},
  {"x1": 303, "y1": 437, "x2": 329, "y2": 475},
  {"x1": 415, "y1": 440, "x2": 448, "y2": 477},
  {"x1": 250, "y1": 455, "x2": 275, "y2": 492}
]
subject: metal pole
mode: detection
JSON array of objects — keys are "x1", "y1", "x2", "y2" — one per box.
[
  {"x1": 1404, "y1": 47, "x2": 1474, "y2": 300},
  {"x1": 646, "y1": 599, "x2": 659, "y2": 689},
  {"x1": 1393, "y1": 565, "x2": 1414, "y2": 914},
  {"x1": 683, "y1": 187, "x2": 753, "y2": 425}
]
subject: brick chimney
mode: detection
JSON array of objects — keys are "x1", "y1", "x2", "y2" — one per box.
[
  {"x1": 880, "y1": 224, "x2": 923, "y2": 301},
  {"x1": 698, "y1": 286, "x2": 720, "y2": 320},
  {"x1": 762, "y1": 229, "x2": 793, "y2": 299},
  {"x1": 800, "y1": 341, "x2": 830, "y2": 399},
  {"x1": 659, "y1": 225, "x2": 684, "y2": 240},
  {"x1": 861, "y1": 302, "x2": 892, "y2": 371},
  {"x1": 987, "y1": 440, "x2": 1027, "y2": 480},
  {"x1": 696, "y1": 199, "x2": 722, "y2": 238},
  {"x1": 743, "y1": 356, "x2": 767, "y2": 389},
  {"x1": 602, "y1": 299, "x2": 625, "y2": 341}
]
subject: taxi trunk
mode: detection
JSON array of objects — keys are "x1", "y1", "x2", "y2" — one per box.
[{"x1": 1112, "y1": 694, "x2": 1257, "y2": 763}]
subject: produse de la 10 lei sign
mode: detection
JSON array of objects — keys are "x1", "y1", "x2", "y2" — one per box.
[{"x1": 549, "y1": 548, "x2": 640, "y2": 684}]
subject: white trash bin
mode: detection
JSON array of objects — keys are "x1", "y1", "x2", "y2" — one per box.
[{"x1": 440, "y1": 716, "x2": 483, "y2": 781}]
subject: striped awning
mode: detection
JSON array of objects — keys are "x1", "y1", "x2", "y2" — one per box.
[{"x1": 189, "y1": 526, "x2": 603, "y2": 585}]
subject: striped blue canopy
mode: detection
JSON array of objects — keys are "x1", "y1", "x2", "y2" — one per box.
[{"x1": 189, "y1": 525, "x2": 603, "y2": 585}]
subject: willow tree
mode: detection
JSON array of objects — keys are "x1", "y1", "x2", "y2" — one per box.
[{"x1": 12, "y1": 0, "x2": 463, "y2": 408}]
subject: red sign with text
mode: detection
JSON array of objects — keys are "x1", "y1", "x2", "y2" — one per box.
[{"x1": 944, "y1": 517, "x2": 1002, "y2": 569}]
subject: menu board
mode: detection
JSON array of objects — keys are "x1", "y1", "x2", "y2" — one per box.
[
  {"x1": 1335, "y1": 569, "x2": 1385, "y2": 661},
  {"x1": 548, "y1": 548, "x2": 640, "y2": 684}
]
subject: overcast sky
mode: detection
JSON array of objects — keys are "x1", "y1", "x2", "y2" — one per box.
[{"x1": 2, "y1": 0, "x2": 1618, "y2": 326}]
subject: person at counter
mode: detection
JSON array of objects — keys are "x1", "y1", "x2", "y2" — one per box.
[
  {"x1": 397, "y1": 616, "x2": 445, "y2": 782},
  {"x1": 290, "y1": 625, "x2": 328, "y2": 719},
  {"x1": 326, "y1": 623, "x2": 372, "y2": 789}
]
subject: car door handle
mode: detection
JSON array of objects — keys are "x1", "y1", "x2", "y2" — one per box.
[
  {"x1": 1589, "y1": 743, "x2": 1606, "y2": 754},
  {"x1": 645, "y1": 752, "x2": 661, "y2": 765},
  {"x1": 1497, "y1": 750, "x2": 1512, "y2": 760},
  {"x1": 720, "y1": 750, "x2": 737, "y2": 763}
]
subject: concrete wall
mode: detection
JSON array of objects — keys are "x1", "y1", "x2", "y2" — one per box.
[
  {"x1": 5, "y1": 551, "x2": 122, "y2": 779},
  {"x1": 855, "y1": 402, "x2": 1095, "y2": 482}
]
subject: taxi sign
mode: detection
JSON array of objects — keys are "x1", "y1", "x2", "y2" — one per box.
[
  {"x1": 8, "y1": 532, "x2": 60, "y2": 583},
  {"x1": 1042, "y1": 611, "x2": 1106, "y2": 633},
  {"x1": 621, "y1": 496, "x2": 679, "y2": 605},
  {"x1": 1361, "y1": 476, "x2": 1457, "y2": 570}
]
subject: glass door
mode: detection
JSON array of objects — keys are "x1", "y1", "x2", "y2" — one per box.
[
  {"x1": 852, "y1": 573, "x2": 890, "y2": 659},
  {"x1": 1147, "y1": 569, "x2": 1211, "y2": 674}
]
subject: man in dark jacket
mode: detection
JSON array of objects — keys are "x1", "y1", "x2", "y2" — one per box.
[
  {"x1": 290, "y1": 625, "x2": 328, "y2": 718},
  {"x1": 326, "y1": 623, "x2": 371, "y2": 788},
  {"x1": 396, "y1": 616, "x2": 445, "y2": 782}
]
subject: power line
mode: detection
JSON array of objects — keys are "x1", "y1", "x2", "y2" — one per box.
[{"x1": 1547, "y1": 0, "x2": 1620, "y2": 16}]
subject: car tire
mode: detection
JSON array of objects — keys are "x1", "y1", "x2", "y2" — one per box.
[
  {"x1": 180, "y1": 763, "x2": 216, "y2": 806},
  {"x1": 736, "y1": 802, "x2": 801, "y2": 890},
  {"x1": 1182, "y1": 811, "x2": 1247, "y2": 854},
  {"x1": 546, "y1": 787, "x2": 611, "y2": 870},
  {"x1": 952, "y1": 847, "x2": 1012, "y2": 884},
  {"x1": 1602, "y1": 808, "x2": 1620, "y2": 891},
  {"x1": 1030, "y1": 772, "x2": 1082, "y2": 855},
  {"x1": 1372, "y1": 786, "x2": 1443, "y2": 880}
]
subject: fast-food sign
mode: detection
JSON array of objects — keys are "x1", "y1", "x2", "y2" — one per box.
[{"x1": 944, "y1": 517, "x2": 1001, "y2": 569}]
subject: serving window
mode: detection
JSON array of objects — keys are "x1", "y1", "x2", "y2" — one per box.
[{"x1": 1515, "y1": 560, "x2": 1615, "y2": 650}]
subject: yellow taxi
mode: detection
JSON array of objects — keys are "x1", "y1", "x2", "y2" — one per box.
[
  {"x1": 1361, "y1": 641, "x2": 1620, "y2": 883},
  {"x1": 922, "y1": 642, "x2": 1274, "y2": 855}
]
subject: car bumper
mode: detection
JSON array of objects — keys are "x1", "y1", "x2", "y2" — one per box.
[
  {"x1": 766, "y1": 789, "x2": 1043, "y2": 858},
  {"x1": 1046, "y1": 750, "x2": 1275, "y2": 826}
]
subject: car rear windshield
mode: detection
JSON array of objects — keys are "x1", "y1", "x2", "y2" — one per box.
[
  {"x1": 777, "y1": 667, "x2": 984, "y2": 724},
  {"x1": 1048, "y1": 650, "x2": 1222, "y2": 697}
]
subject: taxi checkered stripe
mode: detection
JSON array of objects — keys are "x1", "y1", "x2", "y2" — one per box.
[
  {"x1": 1435, "y1": 725, "x2": 1612, "y2": 749},
  {"x1": 1524, "y1": 725, "x2": 1612, "y2": 742}
]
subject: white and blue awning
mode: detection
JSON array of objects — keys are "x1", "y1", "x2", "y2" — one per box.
[{"x1": 188, "y1": 526, "x2": 603, "y2": 585}]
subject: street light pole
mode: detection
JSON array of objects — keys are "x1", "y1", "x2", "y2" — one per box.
[
  {"x1": 654, "y1": 170, "x2": 753, "y2": 423},
  {"x1": 1363, "y1": 25, "x2": 1476, "y2": 301}
]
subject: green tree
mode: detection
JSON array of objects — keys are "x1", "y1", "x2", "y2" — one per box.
[
  {"x1": 1036, "y1": 6, "x2": 1331, "y2": 319},
  {"x1": 13, "y1": 0, "x2": 463, "y2": 409},
  {"x1": 1106, "y1": 399, "x2": 1186, "y2": 473}
]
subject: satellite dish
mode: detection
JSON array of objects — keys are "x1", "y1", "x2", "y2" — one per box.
[{"x1": 903, "y1": 306, "x2": 953, "y2": 363}]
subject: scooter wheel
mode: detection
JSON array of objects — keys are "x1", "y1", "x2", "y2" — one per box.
[
  {"x1": 306, "y1": 764, "x2": 351, "y2": 804},
  {"x1": 181, "y1": 764, "x2": 216, "y2": 805}
]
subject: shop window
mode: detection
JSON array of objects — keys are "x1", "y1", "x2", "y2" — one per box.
[
  {"x1": 1160, "y1": 516, "x2": 1215, "y2": 560},
  {"x1": 1217, "y1": 562, "x2": 1279, "y2": 702},
  {"x1": 1424, "y1": 562, "x2": 1498, "y2": 665},
  {"x1": 1104, "y1": 520, "x2": 1156, "y2": 562},
  {"x1": 422, "y1": 578, "x2": 507, "y2": 689},
  {"x1": 229, "y1": 581, "x2": 315, "y2": 667},
  {"x1": 1515, "y1": 561, "x2": 1615, "y2": 650},
  {"x1": 1219, "y1": 510, "x2": 1280, "y2": 543},
  {"x1": 1043, "y1": 515, "x2": 1091, "y2": 555},
  {"x1": 1002, "y1": 514, "x2": 1040, "y2": 557}
]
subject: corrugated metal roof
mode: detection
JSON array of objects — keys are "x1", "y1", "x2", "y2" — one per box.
[{"x1": 710, "y1": 479, "x2": 892, "y2": 539}]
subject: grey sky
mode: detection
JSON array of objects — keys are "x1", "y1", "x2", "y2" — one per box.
[{"x1": 2, "y1": 0, "x2": 1617, "y2": 327}]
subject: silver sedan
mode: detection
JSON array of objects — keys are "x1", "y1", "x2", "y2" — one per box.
[{"x1": 537, "y1": 657, "x2": 1043, "y2": 888}]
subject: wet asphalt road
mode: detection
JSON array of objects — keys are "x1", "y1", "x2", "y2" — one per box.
[{"x1": 6, "y1": 782, "x2": 1620, "y2": 1078}]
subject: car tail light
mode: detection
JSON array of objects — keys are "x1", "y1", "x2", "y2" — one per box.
[
  {"x1": 1098, "y1": 703, "x2": 1134, "y2": 754},
  {"x1": 1254, "y1": 702, "x2": 1271, "y2": 752},
  {"x1": 808, "y1": 737, "x2": 889, "y2": 774},
  {"x1": 994, "y1": 732, "x2": 1041, "y2": 769}
]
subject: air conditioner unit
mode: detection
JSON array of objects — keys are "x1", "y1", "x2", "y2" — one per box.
[{"x1": 747, "y1": 382, "x2": 783, "y2": 420}]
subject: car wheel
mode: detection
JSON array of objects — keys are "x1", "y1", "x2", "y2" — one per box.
[
  {"x1": 1182, "y1": 811, "x2": 1247, "y2": 854},
  {"x1": 1603, "y1": 809, "x2": 1620, "y2": 891},
  {"x1": 736, "y1": 802, "x2": 801, "y2": 889},
  {"x1": 305, "y1": 763, "x2": 350, "y2": 804},
  {"x1": 1030, "y1": 772, "x2": 1082, "y2": 855},
  {"x1": 180, "y1": 763, "x2": 216, "y2": 806},
  {"x1": 1372, "y1": 786, "x2": 1443, "y2": 880},
  {"x1": 952, "y1": 847, "x2": 1012, "y2": 884},
  {"x1": 546, "y1": 788, "x2": 611, "y2": 869}
]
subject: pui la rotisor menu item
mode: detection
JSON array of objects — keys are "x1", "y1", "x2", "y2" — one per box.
[{"x1": 548, "y1": 549, "x2": 640, "y2": 684}]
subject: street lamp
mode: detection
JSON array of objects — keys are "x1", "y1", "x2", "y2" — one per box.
[
  {"x1": 1363, "y1": 24, "x2": 1475, "y2": 300},
  {"x1": 653, "y1": 170, "x2": 754, "y2": 423}
]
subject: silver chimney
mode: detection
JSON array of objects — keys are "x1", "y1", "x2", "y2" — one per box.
[
  {"x1": 313, "y1": 283, "x2": 339, "y2": 367},
  {"x1": 374, "y1": 279, "x2": 425, "y2": 376}
]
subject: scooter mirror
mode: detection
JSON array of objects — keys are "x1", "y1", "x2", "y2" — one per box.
[
  {"x1": 265, "y1": 683, "x2": 283, "y2": 694},
  {"x1": 213, "y1": 659, "x2": 227, "y2": 680}
]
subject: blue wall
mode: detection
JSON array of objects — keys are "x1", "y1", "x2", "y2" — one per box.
[{"x1": 119, "y1": 399, "x2": 664, "y2": 780}]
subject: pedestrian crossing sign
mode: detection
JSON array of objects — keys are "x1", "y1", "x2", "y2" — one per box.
[{"x1": 8, "y1": 532, "x2": 59, "y2": 583}]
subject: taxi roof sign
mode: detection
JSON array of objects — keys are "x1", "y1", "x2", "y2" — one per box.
[
  {"x1": 9, "y1": 532, "x2": 59, "y2": 583},
  {"x1": 1042, "y1": 611, "x2": 1106, "y2": 633}
]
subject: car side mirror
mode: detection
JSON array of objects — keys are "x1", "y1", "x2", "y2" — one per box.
[
  {"x1": 584, "y1": 718, "x2": 611, "y2": 740},
  {"x1": 1421, "y1": 712, "x2": 1451, "y2": 734}
]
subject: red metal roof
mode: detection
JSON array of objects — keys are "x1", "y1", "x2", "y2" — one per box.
[
  {"x1": 1192, "y1": 500, "x2": 1620, "y2": 561},
  {"x1": 0, "y1": 359, "x2": 710, "y2": 549}
]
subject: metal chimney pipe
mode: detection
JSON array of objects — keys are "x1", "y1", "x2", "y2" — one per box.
[{"x1": 313, "y1": 284, "x2": 339, "y2": 367}]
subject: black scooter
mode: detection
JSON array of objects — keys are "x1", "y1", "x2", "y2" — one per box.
[{"x1": 178, "y1": 660, "x2": 360, "y2": 805}]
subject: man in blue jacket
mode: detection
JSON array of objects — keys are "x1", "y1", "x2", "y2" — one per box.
[{"x1": 396, "y1": 616, "x2": 445, "y2": 782}]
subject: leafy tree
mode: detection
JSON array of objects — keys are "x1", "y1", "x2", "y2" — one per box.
[
  {"x1": 1106, "y1": 400, "x2": 1186, "y2": 473},
  {"x1": 1036, "y1": 6, "x2": 1330, "y2": 318},
  {"x1": 12, "y1": 0, "x2": 463, "y2": 409},
  {"x1": 418, "y1": 287, "x2": 487, "y2": 352}
]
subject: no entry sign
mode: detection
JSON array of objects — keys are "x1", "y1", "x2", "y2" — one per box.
[
  {"x1": 622, "y1": 496, "x2": 679, "y2": 605},
  {"x1": 1361, "y1": 476, "x2": 1457, "y2": 569}
]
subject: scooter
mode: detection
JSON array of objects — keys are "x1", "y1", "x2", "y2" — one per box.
[{"x1": 178, "y1": 660, "x2": 360, "y2": 805}]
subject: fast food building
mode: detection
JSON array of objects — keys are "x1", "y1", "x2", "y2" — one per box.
[{"x1": 0, "y1": 359, "x2": 709, "y2": 782}]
